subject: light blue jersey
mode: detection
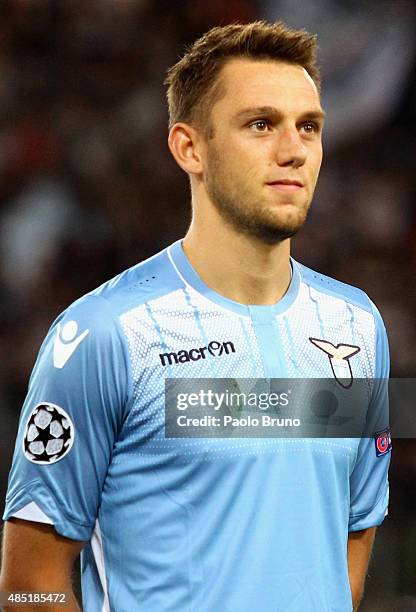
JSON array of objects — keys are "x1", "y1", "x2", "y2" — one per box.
[{"x1": 3, "y1": 240, "x2": 390, "y2": 612}]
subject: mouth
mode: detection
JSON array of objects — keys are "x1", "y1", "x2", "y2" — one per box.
[{"x1": 266, "y1": 180, "x2": 304, "y2": 192}]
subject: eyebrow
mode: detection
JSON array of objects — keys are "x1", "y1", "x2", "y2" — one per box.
[{"x1": 235, "y1": 106, "x2": 326, "y2": 122}]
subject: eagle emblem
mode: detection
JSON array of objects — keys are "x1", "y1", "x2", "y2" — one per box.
[{"x1": 309, "y1": 338, "x2": 360, "y2": 388}]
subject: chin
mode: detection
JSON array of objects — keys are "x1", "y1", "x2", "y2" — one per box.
[
  {"x1": 246, "y1": 221, "x2": 304, "y2": 245},
  {"x1": 268, "y1": 210, "x2": 307, "y2": 230},
  {"x1": 249, "y1": 210, "x2": 307, "y2": 243}
]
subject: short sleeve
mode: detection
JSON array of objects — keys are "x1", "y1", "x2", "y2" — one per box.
[
  {"x1": 348, "y1": 301, "x2": 391, "y2": 531},
  {"x1": 2, "y1": 294, "x2": 130, "y2": 541}
]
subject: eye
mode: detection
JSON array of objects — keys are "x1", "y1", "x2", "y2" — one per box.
[
  {"x1": 301, "y1": 122, "x2": 319, "y2": 134},
  {"x1": 249, "y1": 120, "x2": 270, "y2": 132}
]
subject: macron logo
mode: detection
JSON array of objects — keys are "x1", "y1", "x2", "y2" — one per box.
[
  {"x1": 159, "y1": 340, "x2": 235, "y2": 366},
  {"x1": 53, "y1": 321, "x2": 90, "y2": 369}
]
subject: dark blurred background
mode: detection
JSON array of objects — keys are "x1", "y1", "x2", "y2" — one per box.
[{"x1": 0, "y1": 1, "x2": 415, "y2": 610}]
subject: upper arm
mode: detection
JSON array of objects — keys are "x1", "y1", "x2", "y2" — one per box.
[
  {"x1": 347, "y1": 526, "x2": 377, "y2": 572},
  {"x1": 2, "y1": 295, "x2": 129, "y2": 541},
  {"x1": 347, "y1": 527, "x2": 377, "y2": 609},
  {"x1": 349, "y1": 303, "x2": 390, "y2": 531},
  {"x1": 0, "y1": 518, "x2": 85, "y2": 589},
  {"x1": 347, "y1": 526, "x2": 376, "y2": 554}
]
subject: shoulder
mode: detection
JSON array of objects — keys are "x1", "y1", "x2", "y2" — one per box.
[
  {"x1": 295, "y1": 259, "x2": 374, "y2": 314},
  {"x1": 58, "y1": 244, "x2": 183, "y2": 325},
  {"x1": 295, "y1": 259, "x2": 388, "y2": 351},
  {"x1": 34, "y1": 245, "x2": 183, "y2": 372}
]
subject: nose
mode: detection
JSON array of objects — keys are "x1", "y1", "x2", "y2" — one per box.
[{"x1": 273, "y1": 126, "x2": 306, "y2": 168}]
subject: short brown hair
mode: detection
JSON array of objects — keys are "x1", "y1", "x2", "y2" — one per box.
[{"x1": 165, "y1": 21, "x2": 320, "y2": 134}]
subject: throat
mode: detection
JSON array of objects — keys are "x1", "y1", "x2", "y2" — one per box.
[{"x1": 182, "y1": 230, "x2": 292, "y2": 306}]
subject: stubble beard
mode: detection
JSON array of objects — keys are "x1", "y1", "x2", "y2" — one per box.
[{"x1": 205, "y1": 146, "x2": 311, "y2": 246}]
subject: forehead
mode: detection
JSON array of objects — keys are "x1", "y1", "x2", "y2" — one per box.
[{"x1": 213, "y1": 58, "x2": 321, "y2": 115}]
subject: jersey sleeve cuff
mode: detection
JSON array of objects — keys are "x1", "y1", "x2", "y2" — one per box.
[
  {"x1": 348, "y1": 487, "x2": 389, "y2": 532},
  {"x1": 3, "y1": 478, "x2": 92, "y2": 541}
]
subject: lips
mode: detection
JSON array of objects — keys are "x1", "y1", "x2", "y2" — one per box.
[
  {"x1": 267, "y1": 179, "x2": 303, "y2": 187},
  {"x1": 266, "y1": 179, "x2": 304, "y2": 192}
]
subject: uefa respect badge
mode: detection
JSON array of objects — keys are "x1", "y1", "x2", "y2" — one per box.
[{"x1": 374, "y1": 428, "x2": 392, "y2": 457}]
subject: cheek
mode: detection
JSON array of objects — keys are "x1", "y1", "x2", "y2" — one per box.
[
  {"x1": 314, "y1": 144, "x2": 323, "y2": 168},
  {"x1": 208, "y1": 138, "x2": 264, "y2": 187},
  {"x1": 227, "y1": 137, "x2": 264, "y2": 165},
  {"x1": 308, "y1": 149, "x2": 323, "y2": 179},
  {"x1": 222, "y1": 151, "x2": 257, "y2": 182}
]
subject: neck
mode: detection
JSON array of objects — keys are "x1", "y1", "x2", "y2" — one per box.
[{"x1": 183, "y1": 203, "x2": 291, "y2": 306}]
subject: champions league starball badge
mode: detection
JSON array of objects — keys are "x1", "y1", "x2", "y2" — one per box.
[{"x1": 22, "y1": 402, "x2": 75, "y2": 464}]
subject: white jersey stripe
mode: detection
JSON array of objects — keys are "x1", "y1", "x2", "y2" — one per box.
[{"x1": 90, "y1": 519, "x2": 110, "y2": 612}]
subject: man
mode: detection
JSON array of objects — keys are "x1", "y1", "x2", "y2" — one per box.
[{"x1": 0, "y1": 21, "x2": 390, "y2": 611}]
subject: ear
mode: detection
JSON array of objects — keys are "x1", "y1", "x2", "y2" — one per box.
[{"x1": 168, "y1": 123, "x2": 204, "y2": 175}]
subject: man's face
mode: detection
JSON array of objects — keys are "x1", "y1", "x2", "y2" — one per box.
[{"x1": 201, "y1": 58, "x2": 325, "y2": 244}]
